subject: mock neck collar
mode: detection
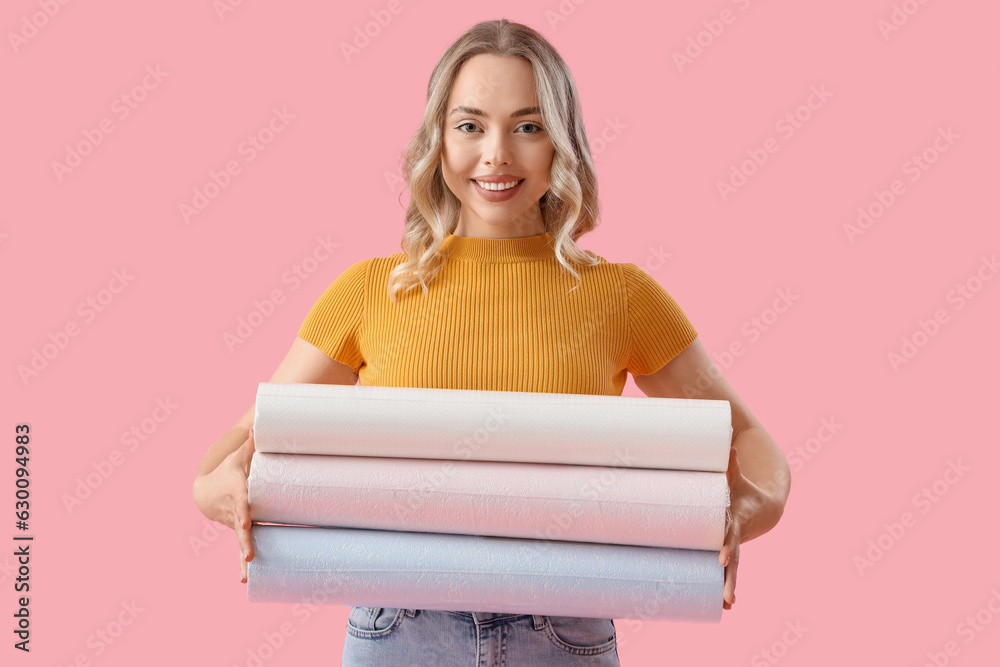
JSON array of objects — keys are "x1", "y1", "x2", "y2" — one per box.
[{"x1": 440, "y1": 230, "x2": 556, "y2": 263}]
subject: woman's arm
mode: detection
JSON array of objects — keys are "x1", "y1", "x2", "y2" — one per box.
[
  {"x1": 193, "y1": 336, "x2": 359, "y2": 478},
  {"x1": 192, "y1": 335, "x2": 360, "y2": 582},
  {"x1": 632, "y1": 337, "x2": 791, "y2": 607}
]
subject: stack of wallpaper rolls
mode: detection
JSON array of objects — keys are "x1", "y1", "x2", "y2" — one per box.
[{"x1": 246, "y1": 382, "x2": 733, "y2": 622}]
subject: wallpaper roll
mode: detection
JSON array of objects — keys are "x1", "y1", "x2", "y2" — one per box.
[
  {"x1": 252, "y1": 382, "x2": 733, "y2": 472},
  {"x1": 248, "y1": 452, "x2": 730, "y2": 550},
  {"x1": 247, "y1": 524, "x2": 723, "y2": 622}
]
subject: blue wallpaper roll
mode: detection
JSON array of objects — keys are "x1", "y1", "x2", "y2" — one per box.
[{"x1": 248, "y1": 524, "x2": 724, "y2": 622}]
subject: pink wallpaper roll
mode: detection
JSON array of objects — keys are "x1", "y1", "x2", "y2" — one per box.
[
  {"x1": 252, "y1": 382, "x2": 733, "y2": 472},
  {"x1": 247, "y1": 524, "x2": 724, "y2": 622},
  {"x1": 248, "y1": 453, "x2": 730, "y2": 550}
]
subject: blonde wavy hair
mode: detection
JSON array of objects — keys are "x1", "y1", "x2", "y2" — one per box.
[{"x1": 386, "y1": 19, "x2": 602, "y2": 302}]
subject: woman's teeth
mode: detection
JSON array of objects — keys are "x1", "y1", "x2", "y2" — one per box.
[{"x1": 474, "y1": 180, "x2": 522, "y2": 191}]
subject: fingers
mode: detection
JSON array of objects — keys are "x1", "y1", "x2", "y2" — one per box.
[
  {"x1": 235, "y1": 503, "x2": 254, "y2": 584},
  {"x1": 722, "y1": 447, "x2": 745, "y2": 609},
  {"x1": 231, "y1": 477, "x2": 253, "y2": 583},
  {"x1": 720, "y1": 502, "x2": 735, "y2": 565},
  {"x1": 721, "y1": 541, "x2": 739, "y2": 610},
  {"x1": 237, "y1": 521, "x2": 253, "y2": 584},
  {"x1": 720, "y1": 502, "x2": 740, "y2": 610},
  {"x1": 228, "y1": 428, "x2": 255, "y2": 584}
]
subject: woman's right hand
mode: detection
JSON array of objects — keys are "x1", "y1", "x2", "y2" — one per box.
[
  {"x1": 193, "y1": 427, "x2": 256, "y2": 584},
  {"x1": 191, "y1": 337, "x2": 359, "y2": 584}
]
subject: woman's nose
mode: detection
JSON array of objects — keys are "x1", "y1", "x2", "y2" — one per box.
[{"x1": 481, "y1": 132, "x2": 511, "y2": 167}]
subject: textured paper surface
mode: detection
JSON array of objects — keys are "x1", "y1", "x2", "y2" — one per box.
[
  {"x1": 247, "y1": 524, "x2": 724, "y2": 622},
  {"x1": 253, "y1": 382, "x2": 733, "y2": 471},
  {"x1": 248, "y1": 452, "x2": 730, "y2": 550}
]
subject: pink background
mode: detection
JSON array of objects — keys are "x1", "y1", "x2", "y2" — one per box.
[{"x1": 3, "y1": 1, "x2": 998, "y2": 665}]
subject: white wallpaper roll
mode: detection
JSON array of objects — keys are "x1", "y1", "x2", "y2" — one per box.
[
  {"x1": 248, "y1": 453, "x2": 730, "y2": 550},
  {"x1": 252, "y1": 383, "x2": 733, "y2": 472},
  {"x1": 247, "y1": 524, "x2": 724, "y2": 622}
]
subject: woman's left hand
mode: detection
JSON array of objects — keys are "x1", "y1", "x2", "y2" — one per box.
[{"x1": 719, "y1": 445, "x2": 771, "y2": 610}]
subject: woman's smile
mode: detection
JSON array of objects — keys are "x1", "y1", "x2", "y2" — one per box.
[{"x1": 471, "y1": 178, "x2": 525, "y2": 201}]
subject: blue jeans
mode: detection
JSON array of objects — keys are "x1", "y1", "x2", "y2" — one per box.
[{"x1": 341, "y1": 607, "x2": 620, "y2": 666}]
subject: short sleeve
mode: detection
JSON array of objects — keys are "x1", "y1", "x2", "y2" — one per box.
[
  {"x1": 296, "y1": 258, "x2": 369, "y2": 374},
  {"x1": 621, "y1": 263, "x2": 698, "y2": 376}
]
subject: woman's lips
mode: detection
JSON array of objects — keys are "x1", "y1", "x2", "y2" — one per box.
[{"x1": 472, "y1": 179, "x2": 524, "y2": 202}]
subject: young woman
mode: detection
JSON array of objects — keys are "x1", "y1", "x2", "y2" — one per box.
[{"x1": 193, "y1": 19, "x2": 790, "y2": 666}]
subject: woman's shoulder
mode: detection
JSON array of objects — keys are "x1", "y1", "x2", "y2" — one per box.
[
  {"x1": 339, "y1": 251, "x2": 407, "y2": 271},
  {"x1": 574, "y1": 256, "x2": 679, "y2": 298},
  {"x1": 581, "y1": 254, "x2": 656, "y2": 278},
  {"x1": 572, "y1": 251, "x2": 630, "y2": 276},
  {"x1": 366, "y1": 251, "x2": 408, "y2": 271}
]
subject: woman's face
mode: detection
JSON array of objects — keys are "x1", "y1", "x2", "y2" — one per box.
[{"x1": 440, "y1": 54, "x2": 555, "y2": 238}]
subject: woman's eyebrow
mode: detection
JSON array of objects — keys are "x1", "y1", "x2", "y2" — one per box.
[{"x1": 448, "y1": 106, "x2": 540, "y2": 119}]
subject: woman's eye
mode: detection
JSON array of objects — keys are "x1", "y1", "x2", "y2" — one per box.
[{"x1": 453, "y1": 122, "x2": 544, "y2": 135}]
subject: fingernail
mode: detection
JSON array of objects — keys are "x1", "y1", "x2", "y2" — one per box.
[
  {"x1": 724, "y1": 556, "x2": 730, "y2": 567},
  {"x1": 242, "y1": 549, "x2": 248, "y2": 561}
]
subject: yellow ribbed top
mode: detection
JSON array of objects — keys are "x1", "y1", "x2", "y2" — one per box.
[{"x1": 297, "y1": 231, "x2": 698, "y2": 395}]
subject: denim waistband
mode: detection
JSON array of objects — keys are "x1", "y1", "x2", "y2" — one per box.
[{"x1": 433, "y1": 610, "x2": 547, "y2": 628}]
